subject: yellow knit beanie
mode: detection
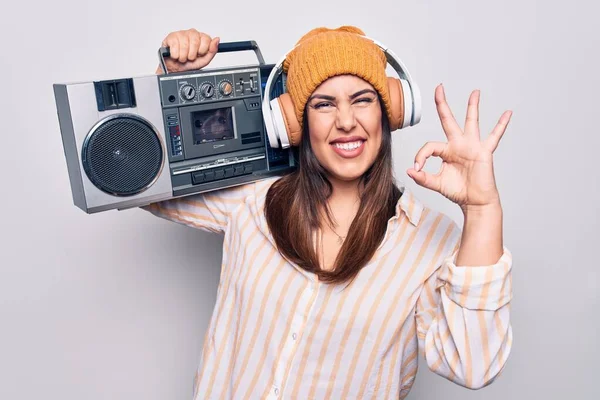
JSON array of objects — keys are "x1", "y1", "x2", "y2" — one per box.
[{"x1": 282, "y1": 26, "x2": 392, "y2": 128}]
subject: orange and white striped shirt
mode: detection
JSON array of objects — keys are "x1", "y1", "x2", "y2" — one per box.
[{"x1": 142, "y1": 176, "x2": 513, "y2": 399}]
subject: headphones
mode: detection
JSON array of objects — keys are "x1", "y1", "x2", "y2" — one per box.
[{"x1": 261, "y1": 35, "x2": 422, "y2": 149}]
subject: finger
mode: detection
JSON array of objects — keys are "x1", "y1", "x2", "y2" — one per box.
[
  {"x1": 485, "y1": 110, "x2": 513, "y2": 152},
  {"x1": 193, "y1": 37, "x2": 220, "y2": 69},
  {"x1": 209, "y1": 37, "x2": 220, "y2": 54},
  {"x1": 465, "y1": 89, "x2": 481, "y2": 138},
  {"x1": 188, "y1": 31, "x2": 200, "y2": 61},
  {"x1": 198, "y1": 34, "x2": 211, "y2": 56},
  {"x1": 163, "y1": 35, "x2": 179, "y2": 60},
  {"x1": 406, "y1": 167, "x2": 442, "y2": 192},
  {"x1": 435, "y1": 84, "x2": 462, "y2": 139},
  {"x1": 178, "y1": 34, "x2": 189, "y2": 63},
  {"x1": 413, "y1": 141, "x2": 447, "y2": 172}
]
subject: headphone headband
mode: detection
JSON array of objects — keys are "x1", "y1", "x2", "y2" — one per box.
[{"x1": 261, "y1": 35, "x2": 421, "y2": 149}]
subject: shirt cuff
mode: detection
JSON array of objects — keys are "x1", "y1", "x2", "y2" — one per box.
[{"x1": 437, "y1": 246, "x2": 513, "y2": 311}]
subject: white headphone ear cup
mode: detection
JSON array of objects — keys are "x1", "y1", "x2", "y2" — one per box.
[
  {"x1": 398, "y1": 79, "x2": 414, "y2": 129},
  {"x1": 270, "y1": 97, "x2": 291, "y2": 148},
  {"x1": 262, "y1": 96, "x2": 280, "y2": 148}
]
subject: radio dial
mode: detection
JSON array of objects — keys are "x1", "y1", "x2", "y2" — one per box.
[
  {"x1": 179, "y1": 84, "x2": 196, "y2": 101},
  {"x1": 200, "y1": 83, "x2": 214, "y2": 98},
  {"x1": 219, "y1": 81, "x2": 233, "y2": 96}
]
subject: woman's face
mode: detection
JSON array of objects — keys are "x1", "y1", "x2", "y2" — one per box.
[{"x1": 306, "y1": 74, "x2": 383, "y2": 183}]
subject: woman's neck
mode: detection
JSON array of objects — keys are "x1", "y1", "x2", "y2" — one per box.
[{"x1": 325, "y1": 175, "x2": 363, "y2": 221}]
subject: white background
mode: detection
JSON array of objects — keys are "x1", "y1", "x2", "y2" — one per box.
[{"x1": 0, "y1": 0, "x2": 598, "y2": 398}]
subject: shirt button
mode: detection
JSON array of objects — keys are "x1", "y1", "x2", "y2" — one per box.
[
  {"x1": 292, "y1": 333, "x2": 297, "y2": 340},
  {"x1": 274, "y1": 388, "x2": 279, "y2": 395}
]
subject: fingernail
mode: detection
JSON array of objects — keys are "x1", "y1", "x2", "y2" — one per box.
[{"x1": 414, "y1": 162, "x2": 420, "y2": 171}]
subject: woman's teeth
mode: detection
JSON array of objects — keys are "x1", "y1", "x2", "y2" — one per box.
[{"x1": 333, "y1": 141, "x2": 363, "y2": 150}]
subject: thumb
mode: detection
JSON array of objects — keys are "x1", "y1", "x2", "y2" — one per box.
[
  {"x1": 406, "y1": 167, "x2": 441, "y2": 192},
  {"x1": 209, "y1": 37, "x2": 220, "y2": 54}
]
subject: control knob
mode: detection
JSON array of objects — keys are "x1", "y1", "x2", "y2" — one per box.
[
  {"x1": 200, "y1": 83, "x2": 215, "y2": 98},
  {"x1": 179, "y1": 84, "x2": 196, "y2": 101},
  {"x1": 219, "y1": 81, "x2": 233, "y2": 96}
]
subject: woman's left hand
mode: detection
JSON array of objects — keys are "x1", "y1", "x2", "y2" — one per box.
[{"x1": 406, "y1": 84, "x2": 512, "y2": 212}]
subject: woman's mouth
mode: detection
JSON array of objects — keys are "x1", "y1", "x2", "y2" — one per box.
[{"x1": 330, "y1": 139, "x2": 366, "y2": 158}]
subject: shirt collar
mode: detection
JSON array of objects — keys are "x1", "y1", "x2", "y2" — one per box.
[{"x1": 394, "y1": 185, "x2": 424, "y2": 227}]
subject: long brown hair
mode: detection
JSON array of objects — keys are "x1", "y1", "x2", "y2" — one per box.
[{"x1": 264, "y1": 98, "x2": 402, "y2": 285}]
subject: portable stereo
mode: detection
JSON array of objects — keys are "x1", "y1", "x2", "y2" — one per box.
[{"x1": 53, "y1": 41, "x2": 294, "y2": 213}]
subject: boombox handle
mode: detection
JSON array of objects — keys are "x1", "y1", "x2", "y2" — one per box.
[{"x1": 158, "y1": 41, "x2": 266, "y2": 74}]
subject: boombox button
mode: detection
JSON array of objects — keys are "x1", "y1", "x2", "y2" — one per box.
[
  {"x1": 215, "y1": 169, "x2": 225, "y2": 179},
  {"x1": 224, "y1": 167, "x2": 234, "y2": 177},
  {"x1": 192, "y1": 172, "x2": 205, "y2": 184},
  {"x1": 204, "y1": 171, "x2": 215, "y2": 181},
  {"x1": 244, "y1": 163, "x2": 253, "y2": 173},
  {"x1": 234, "y1": 165, "x2": 244, "y2": 175}
]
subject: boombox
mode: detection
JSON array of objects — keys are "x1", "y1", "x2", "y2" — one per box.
[{"x1": 53, "y1": 41, "x2": 295, "y2": 214}]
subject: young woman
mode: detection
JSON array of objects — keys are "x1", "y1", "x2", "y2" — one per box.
[{"x1": 143, "y1": 26, "x2": 513, "y2": 399}]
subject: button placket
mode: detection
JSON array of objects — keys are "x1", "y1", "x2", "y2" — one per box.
[{"x1": 272, "y1": 282, "x2": 318, "y2": 397}]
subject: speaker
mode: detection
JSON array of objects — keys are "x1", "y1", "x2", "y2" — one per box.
[{"x1": 54, "y1": 75, "x2": 173, "y2": 213}]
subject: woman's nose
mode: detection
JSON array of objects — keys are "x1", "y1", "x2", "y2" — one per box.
[{"x1": 335, "y1": 104, "x2": 357, "y2": 131}]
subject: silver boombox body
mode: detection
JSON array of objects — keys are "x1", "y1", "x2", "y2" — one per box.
[{"x1": 53, "y1": 41, "x2": 294, "y2": 213}]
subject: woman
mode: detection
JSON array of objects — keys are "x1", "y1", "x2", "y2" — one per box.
[{"x1": 143, "y1": 26, "x2": 513, "y2": 399}]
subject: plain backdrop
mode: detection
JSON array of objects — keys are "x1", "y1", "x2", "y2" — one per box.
[{"x1": 1, "y1": 0, "x2": 598, "y2": 399}]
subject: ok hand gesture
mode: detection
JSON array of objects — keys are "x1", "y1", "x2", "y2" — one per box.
[{"x1": 406, "y1": 84, "x2": 512, "y2": 212}]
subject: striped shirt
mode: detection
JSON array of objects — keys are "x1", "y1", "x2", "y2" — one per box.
[{"x1": 142, "y1": 176, "x2": 513, "y2": 399}]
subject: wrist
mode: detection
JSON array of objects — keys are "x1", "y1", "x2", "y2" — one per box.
[
  {"x1": 456, "y1": 202, "x2": 504, "y2": 266},
  {"x1": 460, "y1": 197, "x2": 502, "y2": 217}
]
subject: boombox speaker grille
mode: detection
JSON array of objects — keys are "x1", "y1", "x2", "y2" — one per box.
[{"x1": 82, "y1": 114, "x2": 163, "y2": 196}]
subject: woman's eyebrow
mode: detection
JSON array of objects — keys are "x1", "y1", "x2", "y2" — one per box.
[{"x1": 308, "y1": 89, "x2": 377, "y2": 102}]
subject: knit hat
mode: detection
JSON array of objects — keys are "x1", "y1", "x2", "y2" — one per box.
[{"x1": 282, "y1": 26, "x2": 392, "y2": 128}]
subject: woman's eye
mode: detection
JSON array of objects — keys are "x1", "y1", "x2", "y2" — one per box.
[
  {"x1": 355, "y1": 97, "x2": 373, "y2": 104},
  {"x1": 314, "y1": 102, "x2": 332, "y2": 109}
]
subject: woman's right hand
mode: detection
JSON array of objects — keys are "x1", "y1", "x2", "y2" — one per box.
[{"x1": 156, "y1": 29, "x2": 220, "y2": 74}]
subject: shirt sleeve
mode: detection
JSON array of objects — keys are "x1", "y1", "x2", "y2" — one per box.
[
  {"x1": 415, "y1": 243, "x2": 513, "y2": 390},
  {"x1": 139, "y1": 182, "x2": 256, "y2": 234}
]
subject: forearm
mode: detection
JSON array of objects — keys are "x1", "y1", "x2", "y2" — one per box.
[
  {"x1": 418, "y1": 244, "x2": 513, "y2": 390},
  {"x1": 424, "y1": 296, "x2": 512, "y2": 389},
  {"x1": 455, "y1": 203, "x2": 503, "y2": 266}
]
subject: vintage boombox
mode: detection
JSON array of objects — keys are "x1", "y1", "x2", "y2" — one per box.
[{"x1": 53, "y1": 41, "x2": 295, "y2": 213}]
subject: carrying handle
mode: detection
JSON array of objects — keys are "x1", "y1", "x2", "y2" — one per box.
[{"x1": 158, "y1": 40, "x2": 265, "y2": 74}]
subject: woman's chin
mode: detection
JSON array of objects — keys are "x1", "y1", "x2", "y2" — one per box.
[{"x1": 326, "y1": 166, "x2": 368, "y2": 182}]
